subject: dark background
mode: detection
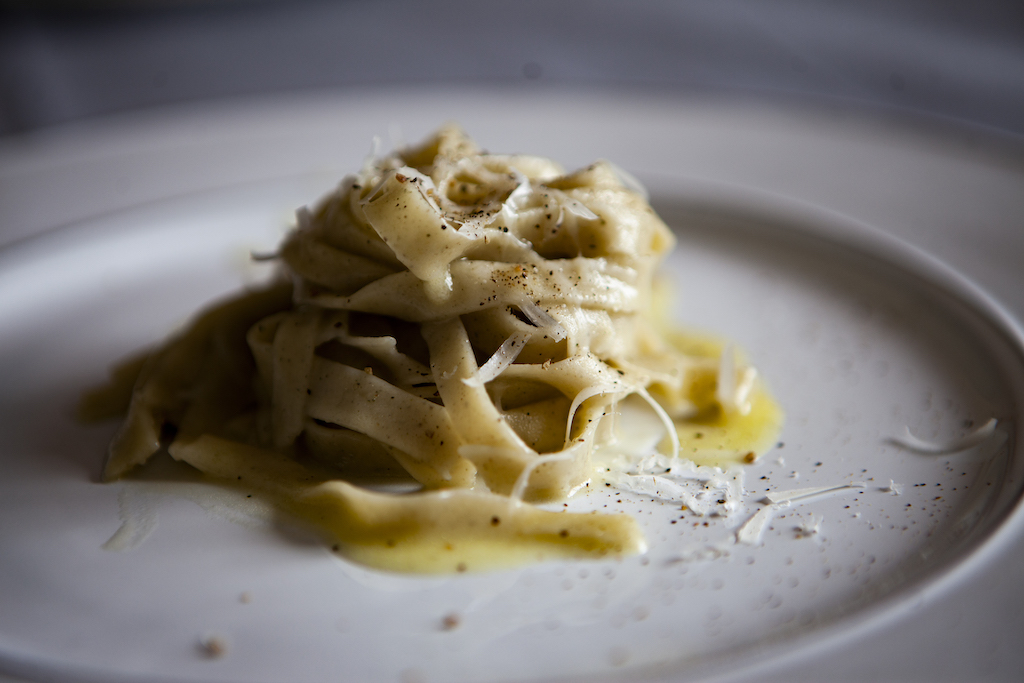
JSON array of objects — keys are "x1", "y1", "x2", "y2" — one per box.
[{"x1": 2, "y1": 0, "x2": 1023, "y2": 137}]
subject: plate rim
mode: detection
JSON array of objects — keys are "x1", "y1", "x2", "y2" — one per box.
[{"x1": 2, "y1": 174, "x2": 1023, "y2": 682}]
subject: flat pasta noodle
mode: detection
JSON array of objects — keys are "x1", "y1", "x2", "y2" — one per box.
[{"x1": 88, "y1": 126, "x2": 782, "y2": 573}]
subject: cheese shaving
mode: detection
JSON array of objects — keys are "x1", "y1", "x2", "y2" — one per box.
[
  {"x1": 763, "y1": 482, "x2": 865, "y2": 504},
  {"x1": 464, "y1": 331, "x2": 532, "y2": 387},
  {"x1": 738, "y1": 482, "x2": 864, "y2": 546},
  {"x1": 889, "y1": 418, "x2": 998, "y2": 454},
  {"x1": 515, "y1": 298, "x2": 567, "y2": 342}
]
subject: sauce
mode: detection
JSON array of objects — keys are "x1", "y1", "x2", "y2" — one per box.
[{"x1": 169, "y1": 435, "x2": 644, "y2": 574}]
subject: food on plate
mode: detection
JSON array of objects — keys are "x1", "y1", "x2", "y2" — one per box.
[{"x1": 82, "y1": 126, "x2": 781, "y2": 572}]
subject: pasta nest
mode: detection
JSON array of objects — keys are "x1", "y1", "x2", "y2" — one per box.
[{"x1": 105, "y1": 127, "x2": 698, "y2": 503}]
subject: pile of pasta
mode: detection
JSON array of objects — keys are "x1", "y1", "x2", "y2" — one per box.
[{"x1": 96, "y1": 127, "x2": 740, "y2": 571}]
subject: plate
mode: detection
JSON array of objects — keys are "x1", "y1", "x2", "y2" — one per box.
[{"x1": 1, "y1": 90, "x2": 1023, "y2": 682}]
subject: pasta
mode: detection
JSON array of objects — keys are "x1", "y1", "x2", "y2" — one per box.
[{"x1": 86, "y1": 127, "x2": 781, "y2": 573}]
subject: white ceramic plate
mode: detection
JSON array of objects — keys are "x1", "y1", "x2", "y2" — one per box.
[{"x1": 1, "y1": 90, "x2": 1023, "y2": 683}]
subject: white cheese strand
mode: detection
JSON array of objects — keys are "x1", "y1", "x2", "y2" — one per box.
[
  {"x1": 500, "y1": 170, "x2": 533, "y2": 226},
  {"x1": 603, "y1": 471, "x2": 716, "y2": 515},
  {"x1": 889, "y1": 417, "x2": 998, "y2": 454},
  {"x1": 560, "y1": 194, "x2": 599, "y2": 221},
  {"x1": 736, "y1": 503, "x2": 786, "y2": 545},
  {"x1": 516, "y1": 298, "x2": 567, "y2": 342},
  {"x1": 604, "y1": 452, "x2": 744, "y2": 517},
  {"x1": 716, "y1": 343, "x2": 737, "y2": 411},
  {"x1": 738, "y1": 482, "x2": 865, "y2": 545},
  {"x1": 463, "y1": 331, "x2": 532, "y2": 387},
  {"x1": 734, "y1": 367, "x2": 757, "y2": 416},
  {"x1": 715, "y1": 344, "x2": 756, "y2": 415},
  {"x1": 763, "y1": 482, "x2": 866, "y2": 504},
  {"x1": 636, "y1": 386, "x2": 680, "y2": 461}
]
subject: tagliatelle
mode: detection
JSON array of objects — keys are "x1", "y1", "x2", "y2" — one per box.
[{"x1": 85, "y1": 127, "x2": 782, "y2": 573}]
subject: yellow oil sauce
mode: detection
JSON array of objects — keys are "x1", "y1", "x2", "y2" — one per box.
[
  {"x1": 85, "y1": 329, "x2": 779, "y2": 575},
  {"x1": 168, "y1": 435, "x2": 645, "y2": 574},
  {"x1": 674, "y1": 385, "x2": 783, "y2": 467},
  {"x1": 666, "y1": 329, "x2": 784, "y2": 469}
]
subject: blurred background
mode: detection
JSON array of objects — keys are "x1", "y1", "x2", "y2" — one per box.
[{"x1": 1, "y1": 0, "x2": 1022, "y2": 137}]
